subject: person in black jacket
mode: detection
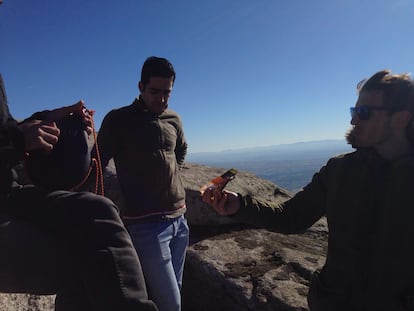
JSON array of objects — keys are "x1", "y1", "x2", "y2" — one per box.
[
  {"x1": 202, "y1": 69, "x2": 414, "y2": 311},
  {"x1": 0, "y1": 12, "x2": 158, "y2": 310},
  {"x1": 0, "y1": 76, "x2": 158, "y2": 311}
]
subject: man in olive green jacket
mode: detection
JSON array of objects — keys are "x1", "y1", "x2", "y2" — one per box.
[
  {"x1": 202, "y1": 69, "x2": 414, "y2": 311},
  {"x1": 97, "y1": 56, "x2": 188, "y2": 311}
]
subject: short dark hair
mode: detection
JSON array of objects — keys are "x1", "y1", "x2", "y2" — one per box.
[{"x1": 140, "y1": 56, "x2": 175, "y2": 87}]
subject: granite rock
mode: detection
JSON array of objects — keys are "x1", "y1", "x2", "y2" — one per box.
[{"x1": 1, "y1": 162, "x2": 327, "y2": 311}]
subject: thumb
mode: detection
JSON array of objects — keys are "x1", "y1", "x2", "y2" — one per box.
[{"x1": 46, "y1": 100, "x2": 85, "y2": 121}]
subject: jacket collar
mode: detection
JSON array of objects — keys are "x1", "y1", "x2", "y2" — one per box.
[
  {"x1": 132, "y1": 96, "x2": 147, "y2": 112},
  {"x1": 357, "y1": 147, "x2": 414, "y2": 168},
  {"x1": 132, "y1": 96, "x2": 165, "y2": 117}
]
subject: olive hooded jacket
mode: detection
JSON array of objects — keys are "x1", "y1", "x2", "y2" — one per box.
[{"x1": 97, "y1": 96, "x2": 188, "y2": 223}]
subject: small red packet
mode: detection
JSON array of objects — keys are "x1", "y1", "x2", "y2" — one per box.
[{"x1": 199, "y1": 168, "x2": 238, "y2": 198}]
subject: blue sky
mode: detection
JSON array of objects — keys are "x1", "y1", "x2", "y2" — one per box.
[{"x1": 1, "y1": 0, "x2": 413, "y2": 153}]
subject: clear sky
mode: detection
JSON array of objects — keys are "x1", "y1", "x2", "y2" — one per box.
[{"x1": 1, "y1": 0, "x2": 413, "y2": 153}]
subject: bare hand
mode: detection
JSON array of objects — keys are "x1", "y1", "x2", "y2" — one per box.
[
  {"x1": 18, "y1": 119, "x2": 60, "y2": 152},
  {"x1": 201, "y1": 188, "x2": 241, "y2": 216},
  {"x1": 46, "y1": 100, "x2": 94, "y2": 136},
  {"x1": 19, "y1": 100, "x2": 94, "y2": 152}
]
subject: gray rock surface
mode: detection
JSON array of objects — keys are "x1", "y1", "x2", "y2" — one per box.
[
  {"x1": 1, "y1": 162, "x2": 327, "y2": 310},
  {"x1": 183, "y1": 220, "x2": 327, "y2": 311},
  {"x1": 0, "y1": 293, "x2": 55, "y2": 311}
]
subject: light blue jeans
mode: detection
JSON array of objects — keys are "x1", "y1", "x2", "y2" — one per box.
[{"x1": 127, "y1": 215, "x2": 189, "y2": 311}]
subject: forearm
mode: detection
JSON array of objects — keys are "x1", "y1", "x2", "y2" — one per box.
[
  {"x1": 175, "y1": 140, "x2": 187, "y2": 166},
  {"x1": 233, "y1": 180, "x2": 326, "y2": 234},
  {"x1": 230, "y1": 194, "x2": 303, "y2": 233}
]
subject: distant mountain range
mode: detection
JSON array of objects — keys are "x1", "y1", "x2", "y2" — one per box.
[{"x1": 187, "y1": 139, "x2": 353, "y2": 192}]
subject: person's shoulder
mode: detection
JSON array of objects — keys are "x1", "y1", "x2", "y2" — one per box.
[
  {"x1": 323, "y1": 150, "x2": 357, "y2": 169},
  {"x1": 162, "y1": 108, "x2": 183, "y2": 120},
  {"x1": 164, "y1": 108, "x2": 179, "y2": 115},
  {"x1": 104, "y1": 103, "x2": 135, "y2": 120},
  {"x1": 330, "y1": 150, "x2": 357, "y2": 160}
]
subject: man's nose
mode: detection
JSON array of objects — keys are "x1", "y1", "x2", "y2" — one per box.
[
  {"x1": 350, "y1": 115, "x2": 358, "y2": 125},
  {"x1": 158, "y1": 94, "x2": 166, "y2": 102}
]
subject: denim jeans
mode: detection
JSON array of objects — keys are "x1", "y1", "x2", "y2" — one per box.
[{"x1": 128, "y1": 215, "x2": 189, "y2": 311}]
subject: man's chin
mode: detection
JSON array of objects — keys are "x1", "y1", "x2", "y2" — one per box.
[
  {"x1": 345, "y1": 130, "x2": 359, "y2": 148},
  {"x1": 346, "y1": 137, "x2": 363, "y2": 149}
]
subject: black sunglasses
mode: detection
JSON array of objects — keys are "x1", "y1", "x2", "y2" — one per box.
[{"x1": 350, "y1": 106, "x2": 391, "y2": 121}]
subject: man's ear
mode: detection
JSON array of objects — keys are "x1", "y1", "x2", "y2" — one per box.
[
  {"x1": 138, "y1": 81, "x2": 144, "y2": 93},
  {"x1": 392, "y1": 110, "x2": 412, "y2": 129}
]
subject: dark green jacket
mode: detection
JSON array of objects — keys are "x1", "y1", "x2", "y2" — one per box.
[
  {"x1": 234, "y1": 149, "x2": 414, "y2": 311},
  {"x1": 97, "y1": 97, "x2": 188, "y2": 222}
]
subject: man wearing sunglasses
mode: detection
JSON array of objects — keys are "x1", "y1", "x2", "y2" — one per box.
[{"x1": 202, "y1": 69, "x2": 414, "y2": 311}]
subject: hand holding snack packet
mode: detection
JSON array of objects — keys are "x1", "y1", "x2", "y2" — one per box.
[{"x1": 199, "y1": 168, "x2": 238, "y2": 200}]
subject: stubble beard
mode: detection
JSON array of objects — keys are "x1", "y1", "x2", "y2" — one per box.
[{"x1": 345, "y1": 127, "x2": 358, "y2": 148}]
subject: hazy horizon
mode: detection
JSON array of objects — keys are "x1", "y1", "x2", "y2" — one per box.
[
  {"x1": 187, "y1": 138, "x2": 350, "y2": 155},
  {"x1": 187, "y1": 138, "x2": 353, "y2": 192},
  {"x1": 2, "y1": 1, "x2": 412, "y2": 153}
]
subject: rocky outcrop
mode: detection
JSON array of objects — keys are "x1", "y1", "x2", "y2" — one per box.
[
  {"x1": 183, "y1": 221, "x2": 327, "y2": 311},
  {"x1": 0, "y1": 163, "x2": 327, "y2": 310},
  {"x1": 179, "y1": 163, "x2": 327, "y2": 310},
  {"x1": 0, "y1": 294, "x2": 55, "y2": 311}
]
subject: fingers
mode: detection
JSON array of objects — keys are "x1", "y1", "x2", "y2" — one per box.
[
  {"x1": 44, "y1": 100, "x2": 95, "y2": 135},
  {"x1": 39, "y1": 122, "x2": 60, "y2": 145},
  {"x1": 82, "y1": 108, "x2": 94, "y2": 135},
  {"x1": 63, "y1": 100, "x2": 85, "y2": 113},
  {"x1": 202, "y1": 188, "x2": 225, "y2": 203},
  {"x1": 32, "y1": 122, "x2": 60, "y2": 152},
  {"x1": 19, "y1": 120, "x2": 60, "y2": 152},
  {"x1": 46, "y1": 100, "x2": 85, "y2": 121},
  {"x1": 202, "y1": 188, "x2": 227, "y2": 213},
  {"x1": 214, "y1": 193, "x2": 229, "y2": 214},
  {"x1": 201, "y1": 187, "x2": 214, "y2": 203},
  {"x1": 82, "y1": 105, "x2": 95, "y2": 117},
  {"x1": 202, "y1": 188, "x2": 241, "y2": 216}
]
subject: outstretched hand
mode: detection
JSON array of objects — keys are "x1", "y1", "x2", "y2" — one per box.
[{"x1": 201, "y1": 188, "x2": 241, "y2": 216}]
